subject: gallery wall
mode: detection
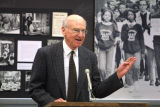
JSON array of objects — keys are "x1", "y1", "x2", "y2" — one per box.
[
  {"x1": 0, "y1": 0, "x2": 160, "y2": 107},
  {"x1": 0, "y1": 0, "x2": 94, "y2": 98}
]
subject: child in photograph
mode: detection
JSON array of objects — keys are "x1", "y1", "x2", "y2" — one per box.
[
  {"x1": 121, "y1": 9, "x2": 145, "y2": 88},
  {"x1": 136, "y1": 0, "x2": 156, "y2": 86},
  {"x1": 95, "y1": 9, "x2": 119, "y2": 80}
]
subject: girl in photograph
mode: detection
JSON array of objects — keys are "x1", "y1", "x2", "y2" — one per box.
[
  {"x1": 95, "y1": 8, "x2": 119, "y2": 80},
  {"x1": 121, "y1": 9, "x2": 145, "y2": 88}
]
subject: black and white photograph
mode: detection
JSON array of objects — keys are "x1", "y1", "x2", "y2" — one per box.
[
  {"x1": 95, "y1": 0, "x2": 160, "y2": 100},
  {"x1": 0, "y1": 13, "x2": 20, "y2": 34},
  {"x1": 0, "y1": 71, "x2": 21, "y2": 91},
  {"x1": 22, "y1": 12, "x2": 50, "y2": 36},
  {"x1": 0, "y1": 38, "x2": 15, "y2": 66},
  {"x1": 47, "y1": 39, "x2": 62, "y2": 46},
  {"x1": 25, "y1": 70, "x2": 31, "y2": 91}
]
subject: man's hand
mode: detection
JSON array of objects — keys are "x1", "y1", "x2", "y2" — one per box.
[
  {"x1": 54, "y1": 98, "x2": 67, "y2": 102},
  {"x1": 44, "y1": 98, "x2": 66, "y2": 107},
  {"x1": 116, "y1": 57, "x2": 136, "y2": 79}
]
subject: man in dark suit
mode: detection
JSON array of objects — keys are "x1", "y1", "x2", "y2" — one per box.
[{"x1": 29, "y1": 14, "x2": 136, "y2": 107}]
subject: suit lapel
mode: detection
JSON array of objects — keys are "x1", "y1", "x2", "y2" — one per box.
[
  {"x1": 76, "y1": 47, "x2": 88, "y2": 99},
  {"x1": 51, "y1": 42, "x2": 66, "y2": 99},
  {"x1": 51, "y1": 43, "x2": 89, "y2": 99}
]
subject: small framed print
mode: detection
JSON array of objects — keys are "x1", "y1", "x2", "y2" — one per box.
[
  {"x1": 0, "y1": 13, "x2": 20, "y2": 34},
  {"x1": 52, "y1": 12, "x2": 68, "y2": 37},
  {"x1": 0, "y1": 38, "x2": 15, "y2": 66},
  {"x1": 0, "y1": 71, "x2": 21, "y2": 91}
]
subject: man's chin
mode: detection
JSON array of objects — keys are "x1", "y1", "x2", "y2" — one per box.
[{"x1": 76, "y1": 43, "x2": 83, "y2": 47}]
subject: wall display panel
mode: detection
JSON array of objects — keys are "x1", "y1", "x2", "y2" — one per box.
[
  {"x1": 94, "y1": 0, "x2": 160, "y2": 103},
  {"x1": 0, "y1": 8, "x2": 71, "y2": 98}
]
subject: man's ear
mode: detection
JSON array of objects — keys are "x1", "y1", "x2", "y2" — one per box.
[{"x1": 61, "y1": 27, "x2": 65, "y2": 35}]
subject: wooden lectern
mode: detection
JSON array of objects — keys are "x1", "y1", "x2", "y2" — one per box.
[{"x1": 45, "y1": 102, "x2": 149, "y2": 107}]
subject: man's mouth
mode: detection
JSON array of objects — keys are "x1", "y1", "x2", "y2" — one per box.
[{"x1": 75, "y1": 38, "x2": 81, "y2": 41}]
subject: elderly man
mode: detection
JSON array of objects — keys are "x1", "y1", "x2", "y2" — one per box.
[{"x1": 29, "y1": 14, "x2": 136, "y2": 107}]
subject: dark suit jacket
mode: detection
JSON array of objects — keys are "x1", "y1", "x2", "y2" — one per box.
[{"x1": 29, "y1": 42, "x2": 123, "y2": 107}]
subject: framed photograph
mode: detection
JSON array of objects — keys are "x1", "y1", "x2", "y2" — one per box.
[
  {"x1": 25, "y1": 70, "x2": 31, "y2": 91},
  {"x1": 0, "y1": 13, "x2": 20, "y2": 34},
  {"x1": 0, "y1": 71, "x2": 21, "y2": 91},
  {"x1": 22, "y1": 12, "x2": 50, "y2": 36},
  {"x1": 94, "y1": 0, "x2": 160, "y2": 102},
  {"x1": 0, "y1": 38, "x2": 15, "y2": 66}
]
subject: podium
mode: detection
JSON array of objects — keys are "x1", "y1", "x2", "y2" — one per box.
[{"x1": 45, "y1": 102, "x2": 149, "y2": 107}]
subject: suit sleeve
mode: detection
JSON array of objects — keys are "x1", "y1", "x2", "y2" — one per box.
[
  {"x1": 29, "y1": 48, "x2": 55, "y2": 107},
  {"x1": 91, "y1": 53, "x2": 123, "y2": 98}
]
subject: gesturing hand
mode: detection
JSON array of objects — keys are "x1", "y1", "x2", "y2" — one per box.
[{"x1": 116, "y1": 57, "x2": 136, "y2": 79}]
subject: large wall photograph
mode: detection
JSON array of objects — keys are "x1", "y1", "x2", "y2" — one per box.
[{"x1": 95, "y1": 0, "x2": 160, "y2": 100}]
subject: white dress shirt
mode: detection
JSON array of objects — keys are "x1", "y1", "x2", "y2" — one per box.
[{"x1": 63, "y1": 40, "x2": 79, "y2": 96}]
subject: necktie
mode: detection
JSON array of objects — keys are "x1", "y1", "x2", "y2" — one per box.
[{"x1": 67, "y1": 51, "x2": 77, "y2": 102}]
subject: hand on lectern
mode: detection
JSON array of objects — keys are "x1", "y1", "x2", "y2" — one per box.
[
  {"x1": 116, "y1": 57, "x2": 136, "y2": 79},
  {"x1": 54, "y1": 98, "x2": 67, "y2": 102}
]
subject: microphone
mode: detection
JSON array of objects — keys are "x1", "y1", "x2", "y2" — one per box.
[
  {"x1": 85, "y1": 69, "x2": 96, "y2": 102},
  {"x1": 85, "y1": 69, "x2": 92, "y2": 92}
]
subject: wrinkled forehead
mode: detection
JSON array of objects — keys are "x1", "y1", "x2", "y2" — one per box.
[{"x1": 67, "y1": 16, "x2": 86, "y2": 28}]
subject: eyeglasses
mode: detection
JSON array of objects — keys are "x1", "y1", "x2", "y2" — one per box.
[{"x1": 70, "y1": 28, "x2": 87, "y2": 34}]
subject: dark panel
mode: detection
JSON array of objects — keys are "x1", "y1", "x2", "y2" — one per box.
[{"x1": 0, "y1": 0, "x2": 94, "y2": 51}]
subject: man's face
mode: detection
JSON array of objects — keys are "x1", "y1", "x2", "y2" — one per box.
[
  {"x1": 62, "y1": 18, "x2": 86, "y2": 50},
  {"x1": 119, "y1": 4, "x2": 126, "y2": 13},
  {"x1": 128, "y1": 11, "x2": 135, "y2": 22},
  {"x1": 109, "y1": 2, "x2": 116, "y2": 11},
  {"x1": 139, "y1": 1, "x2": 147, "y2": 12},
  {"x1": 103, "y1": 11, "x2": 111, "y2": 22}
]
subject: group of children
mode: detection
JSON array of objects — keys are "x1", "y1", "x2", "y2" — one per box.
[{"x1": 95, "y1": 0, "x2": 160, "y2": 87}]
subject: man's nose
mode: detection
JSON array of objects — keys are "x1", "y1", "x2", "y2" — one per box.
[{"x1": 79, "y1": 30, "x2": 84, "y2": 35}]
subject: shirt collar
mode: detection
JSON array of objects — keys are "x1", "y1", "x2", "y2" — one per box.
[
  {"x1": 63, "y1": 40, "x2": 78, "y2": 56},
  {"x1": 127, "y1": 20, "x2": 136, "y2": 26},
  {"x1": 101, "y1": 21, "x2": 112, "y2": 25}
]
